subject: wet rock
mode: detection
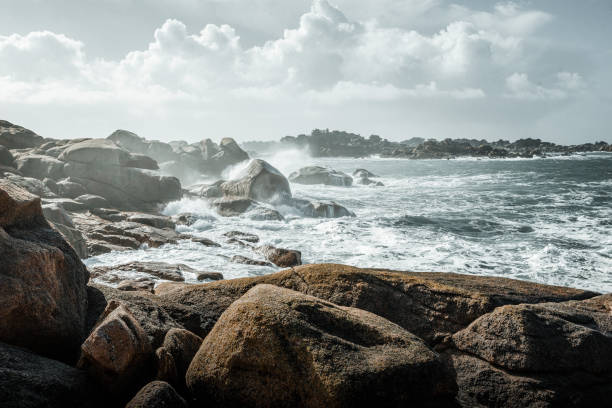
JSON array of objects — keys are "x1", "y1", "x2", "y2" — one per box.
[
  {"x1": 353, "y1": 168, "x2": 378, "y2": 178},
  {"x1": 220, "y1": 159, "x2": 291, "y2": 203},
  {"x1": 172, "y1": 212, "x2": 199, "y2": 226},
  {"x1": 0, "y1": 341, "x2": 103, "y2": 408},
  {"x1": 223, "y1": 230, "x2": 260, "y2": 243},
  {"x1": 75, "y1": 194, "x2": 109, "y2": 209},
  {"x1": 246, "y1": 206, "x2": 285, "y2": 221},
  {"x1": 92, "y1": 261, "x2": 190, "y2": 282},
  {"x1": 0, "y1": 120, "x2": 44, "y2": 149},
  {"x1": 256, "y1": 244, "x2": 302, "y2": 267},
  {"x1": 78, "y1": 302, "x2": 152, "y2": 393},
  {"x1": 230, "y1": 255, "x2": 272, "y2": 267},
  {"x1": 289, "y1": 166, "x2": 353, "y2": 186},
  {"x1": 200, "y1": 137, "x2": 249, "y2": 175},
  {"x1": 125, "y1": 153, "x2": 159, "y2": 170},
  {"x1": 190, "y1": 236, "x2": 221, "y2": 247},
  {"x1": 197, "y1": 271, "x2": 224, "y2": 281},
  {"x1": 186, "y1": 284, "x2": 456, "y2": 407},
  {"x1": 0, "y1": 180, "x2": 89, "y2": 362},
  {"x1": 126, "y1": 381, "x2": 187, "y2": 408},
  {"x1": 127, "y1": 213, "x2": 176, "y2": 229},
  {"x1": 211, "y1": 196, "x2": 256, "y2": 216},
  {"x1": 190, "y1": 179, "x2": 225, "y2": 198},
  {"x1": 312, "y1": 201, "x2": 355, "y2": 218},
  {"x1": 117, "y1": 278, "x2": 156, "y2": 293}
]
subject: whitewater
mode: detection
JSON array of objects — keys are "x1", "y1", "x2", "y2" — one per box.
[{"x1": 85, "y1": 151, "x2": 612, "y2": 293}]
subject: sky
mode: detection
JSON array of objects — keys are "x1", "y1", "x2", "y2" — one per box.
[{"x1": 0, "y1": 0, "x2": 610, "y2": 144}]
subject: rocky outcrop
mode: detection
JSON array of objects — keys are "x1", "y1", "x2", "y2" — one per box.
[
  {"x1": 126, "y1": 381, "x2": 187, "y2": 408},
  {"x1": 200, "y1": 137, "x2": 249, "y2": 175},
  {"x1": 60, "y1": 139, "x2": 181, "y2": 209},
  {"x1": 78, "y1": 302, "x2": 152, "y2": 394},
  {"x1": 220, "y1": 159, "x2": 291, "y2": 203},
  {"x1": 0, "y1": 120, "x2": 44, "y2": 149},
  {"x1": 289, "y1": 166, "x2": 353, "y2": 186},
  {"x1": 91, "y1": 261, "x2": 223, "y2": 283},
  {"x1": 0, "y1": 341, "x2": 102, "y2": 408},
  {"x1": 186, "y1": 284, "x2": 456, "y2": 407},
  {"x1": 451, "y1": 294, "x2": 612, "y2": 407},
  {"x1": 256, "y1": 244, "x2": 302, "y2": 267},
  {"x1": 0, "y1": 180, "x2": 89, "y2": 362}
]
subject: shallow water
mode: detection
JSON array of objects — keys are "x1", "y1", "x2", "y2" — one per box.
[{"x1": 85, "y1": 152, "x2": 612, "y2": 293}]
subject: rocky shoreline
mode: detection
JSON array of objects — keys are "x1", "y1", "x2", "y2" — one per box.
[
  {"x1": 1, "y1": 119, "x2": 611, "y2": 407},
  {"x1": 245, "y1": 129, "x2": 612, "y2": 159}
]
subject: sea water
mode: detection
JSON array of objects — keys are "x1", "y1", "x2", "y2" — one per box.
[{"x1": 85, "y1": 152, "x2": 612, "y2": 293}]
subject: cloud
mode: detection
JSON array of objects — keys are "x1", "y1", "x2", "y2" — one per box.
[{"x1": 504, "y1": 72, "x2": 584, "y2": 100}]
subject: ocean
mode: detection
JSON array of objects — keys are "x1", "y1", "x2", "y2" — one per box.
[{"x1": 85, "y1": 151, "x2": 612, "y2": 293}]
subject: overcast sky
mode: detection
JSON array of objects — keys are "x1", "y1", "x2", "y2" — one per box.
[{"x1": 1, "y1": 0, "x2": 610, "y2": 144}]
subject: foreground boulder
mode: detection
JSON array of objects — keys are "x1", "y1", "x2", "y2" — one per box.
[
  {"x1": 186, "y1": 284, "x2": 456, "y2": 407},
  {"x1": 0, "y1": 180, "x2": 89, "y2": 362},
  {"x1": 0, "y1": 342, "x2": 102, "y2": 408},
  {"x1": 155, "y1": 328, "x2": 203, "y2": 391},
  {"x1": 220, "y1": 159, "x2": 291, "y2": 203},
  {"x1": 289, "y1": 166, "x2": 353, "y2": 186},
  {"x1": 126, "y1": 381, "x2": 187, "y2": 408},
  {"x1": 78, "y1": 302, "x2": 152, "y2": 394},
  {"x1": 451, "y1": 294, "x2": 612, "y2": 407}
]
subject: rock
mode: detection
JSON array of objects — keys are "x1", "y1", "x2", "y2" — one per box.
[
  {"x1": 155, "y1": 264, "x2": 597, "y2": 345},
  {"x1": 190, "y1": 180, "x2": 224, "y2": 198},
  {"x1": 87, "y1": 285, "x2": 184, "y2": 349},
  {"x1": 78, "y1": 302, "x2": 152, "y2": 394},
  {"x1": 256, "y1": 245, "x2": 302, "y2": 267},
  {"x1": 172, "y1": 212, "x2": 199, "y2": 226},
  {"x1": 56, "y1": 178, "x2": 88, "y2": 198},
  {"x1": 108, "y1": 130, "x2": 179, "y2": 164},
  {"x1": 223, "y1": 230, "x2": 260, "y2": 243},
  {"x1": 230, "y1": 255, "x2": 272, "y2": 267},
  {"x1": 75, "y1": 194, "x2": 109, "y2": 209},
  {"x1": 126, "y1": 381, "x2": 187, "y2": 408},
  {"x1": 155, "y1": 329, "x2": 202, "y2": 390},
  {"x1": 196, "y1": 272, "x2": 224, "y2": 281},
  {"x1": 311, "y1": 201, "x2": 355, "y2": 218},
  {"x1": 0, "y1": 341, "x2": 103, "y2": 408},
  {"x1": 200, "y1": 137, "x2": 249, "y2": 175},
  {"x1": 42, "y1": 197, "x2": 87, "y2": 212},
  {"x1": 211, "y1": 196, "x2": 256, "y2": 216},
  {"x1": 190, "y1": 236, "x2": 221, "y2": 247},
  {"x1": 353, "y1": 168, "x2": 377, "y2": 178},
  {"x1": 0, "y1": 145, "x2": 15, "y2": 166},
  {"x1": 14, "y1": 153, "x2": 65, "y2": 180},
  {"x1": 0, "y1": 120, "x2": 44, "y2": 149},
  {"x1": 42, "y1": 203, "x2": 89, "y2": 258},
  {"x1": 220, "y1": 159, "x2": 291, "y2": 203},
  {"x1": 0, "y1": 180, "x2": 89, "y2": 362},
  {"x1": 289, "y1": 166, "x2": 353, "y2": 186},
  {"x1": 127, "y1": 213, "x2": 176, "y2": 229},
  {"x1": 117, "y1": 278, "x2": 156, "y2": 293},
  {"x1": 59, "y1": 139, "x2": 182, "y2": 209},
  {"x1": 125, "y1": 153, "x2": 159, "y2": 170},
  {"x1": 451, "y1": 294, "x2": 612, "y2": 407},
  {"x1": 186, "y1": 284, "x2": 456, "y2": 407},
  {"x1": 92, "y1": 262, "x2": 191, "y2": 282},
  {"x1": 3, "y1": 173, "x2": 56, "y2": 197},
  {"x1": 246, "y1": 206, "x2": 285, "y2": 221}
]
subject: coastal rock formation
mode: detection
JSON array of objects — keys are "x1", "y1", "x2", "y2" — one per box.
[
  {"x1": 0, "y1": 120, "x2": 44, "y2": 149},
  {"x1": 0, "y1": 180, "x2": 89, "y2": 362},
  {"x1": 200, "y1": 137, "x2": 249, "y2": 175},
  {"x1": 126, "y1": 381, "x2": 187, "y2": 408},
  {"x1": 0, "y1": 341, "x2": 101, "y2": 408},
  {"x1": 91, "y1": 261, "x2": 223, "y2": 283},
  {"x1": 186, "y1": 284, "x2": 456, "y2": 408},
  {"x1": 289, "y1": 165, "x2": 353, "y2": 186},
  {"x1": 220, "y1": 159, "x2": 291, "y2": 203}
]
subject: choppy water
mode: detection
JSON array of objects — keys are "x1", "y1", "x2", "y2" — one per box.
[{"x1": 85, "y1": 152, "x2": 612, "y2": 293}]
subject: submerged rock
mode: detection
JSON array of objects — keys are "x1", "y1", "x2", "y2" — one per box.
[
  {"x1": 289, "y1": 166, "x2": 353, "y2": 186},
  {"x1": 230, "y1": 255, "x2": 272, "y2": 267},
  {"x1": 186, "y1": 284, "x2": 456, "y2": 407}
]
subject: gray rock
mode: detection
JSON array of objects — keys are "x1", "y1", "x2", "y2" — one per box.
[
  {"x1": 75, "y1": 194, "x2": 109, "y2": 209},
  {"x1": 14, "y1": 153, "x2": 65, "y2": 180},
  {"x1": 56, "y1": 178, "x2": 88, "y2": 199},
  {"x1": 127, "y1": 214, "x2": 176, "y2": 229},
  {"x1": 289, "y1": 166, "x2": 353, "y2": 186},
  {"x1": 220, "y1": 159, "x2": 291, "y2": 203},
  {"x1": 0, "y1": 145, "x2": 15, "y2": 166},
  {"x1": 0, "y1": 120, "x2": 44, "y2": 149}
]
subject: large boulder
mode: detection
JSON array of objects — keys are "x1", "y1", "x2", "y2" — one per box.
[
  {"x1": 42, "y1": 203, "x2": 89, "y2": 258},
  {"x1": 155, "y1": 328, "x2": 202, "y2": 390},
  {"x1": 451, "y1": 294, "x2": 612, "y2": 407},
  {"x1": 0, "y1": 341, "x2": 103, "y2": 408},
  {"x1": 0, "y1": 180, "x2": 89, "y2": 362},
  {"x1": 289, "y1": 166, "x2": 353, "y2": 186},
  {"x1": 108, "y1": 130, "x2": 178, "y2": 163},
  {"x1": 0, "y1": 145, "x2": 15, "y2": 166},
  {"x1": 220, "y1": 159, "x2": 291, "y2": 203},
  {"x1": 200, "y1": 137, "x2": 249, "y2": 175},
  {"x1": 59, "y1": 139, "x2": 182, "y2": 209},
  {"x1": 155, "y1": 264, "x2": 596, "y2": 344},
  {"x1": 0, "y1": 120, "x2": 44, "y2": 149},
  {"x1": 14, "y1": 153, "x2": 65, "y2": 180},
  {"x1": 186, "y1": 284, "x2": 456, "y2": 407},
  {"x1": 78, "y1": 302, "x2": 152, "y2": 393},
  {"x1": 126, "y1": 381, "x2": 187, "y2": 408}
]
